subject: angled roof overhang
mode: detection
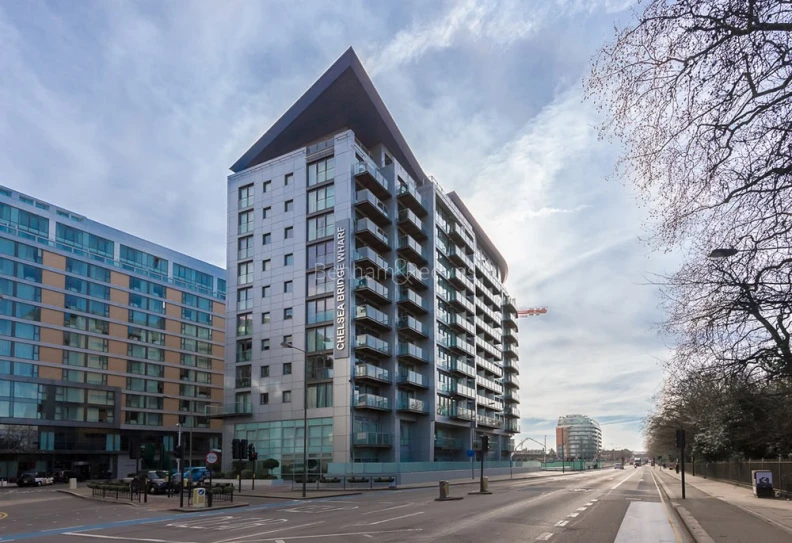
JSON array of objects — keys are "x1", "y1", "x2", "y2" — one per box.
[{"x1": 231, "y1": 47, "x2": 426, "y2": 184}]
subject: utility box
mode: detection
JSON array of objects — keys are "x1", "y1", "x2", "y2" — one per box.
[
  {"x1": 752, "y1": 470, "x2": 774, "y2": 498},
  {"x1": 481, "y1": 476, "x2": 489, "y2": 492},
  {"x1": 439, "y1": 480, "x2": 449, "y2": 499},
  {"x1": 69, "y1": 478, "x2": 77, "y2": 490}
]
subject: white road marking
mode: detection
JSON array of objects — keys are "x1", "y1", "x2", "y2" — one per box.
[
  {"x1": 555, "y1": 520, "x2": 569, "y2": 527},
  {"x1": 591, "y1": 499, "x2": 598, "y2": 502},
  {"x1": 567, "y1": 512, "x2": 579, "y2": 517},
  {"x1": 283, "y1": 504, "x2": 358, "y2": 514},
  {"x1": 362, "y1": 503, "x2": 415, "y2": 515},
  {"x1": 611, "y1": 469, "x2": 639, "y2": 490},
  {"x1": 585, "y1": 502, "x2": 593, "y2": 506},
  {"x1": 64, "y1": 534, "x2": 202, "y2": 543},
  {"x1": 352, "y1": 512, "x2": 424, "y2": 526},
  {"x1": 536, "y1": 532, "x2": 554, "y2": 540},
  {"x1": 576, "y1": 507, "x2": 587, "y2": 511},
  {"x1": 216, "y1": 522, "x2": 325, "y2": 543},
  {"x1": 254, "y1": 528, "x2": 423, "y2": 541}
]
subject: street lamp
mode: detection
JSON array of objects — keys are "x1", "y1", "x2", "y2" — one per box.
[{"x1": 281, "y1": 341, "x2": 309, "y2": 498}]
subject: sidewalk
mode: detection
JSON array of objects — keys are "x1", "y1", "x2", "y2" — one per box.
[
  {"x1": 57, "y1": 488, "x2": 250, "y2": 512},
  {"x1": 655, "y1": 466, "x2": 792, "y2": 538}
]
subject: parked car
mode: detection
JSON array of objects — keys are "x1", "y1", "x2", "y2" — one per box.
[
  {"x1": 16, "y1": 472, "x2": 52, "y2": 487},
  {"x1": 124, "y1": 470, "x2": 170, "y2": 494},
  {"x1": 182, "y1": 467, "x2": 211, "y2": 483},
  {"x1": 613, "y1": 463, "x2": 624, "y2": 469}
]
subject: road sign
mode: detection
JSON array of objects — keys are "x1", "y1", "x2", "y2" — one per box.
[
  {"x1": 466, "y1": 449, "x2": 475, "y2": 458},
  {"x1": 193, "y1": 487, "x2": 206, "y2": 507},
  {"x1": 206, "y1": 452, "x2": 218, "y2": 464}
]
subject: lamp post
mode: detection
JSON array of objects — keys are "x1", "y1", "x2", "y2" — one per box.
[
  {"x1": 281, "y1": 341, "x2": 308, "y2": 498},
  {"x1": 522, "y1": 437, "x2": 547, "y2": 466}
]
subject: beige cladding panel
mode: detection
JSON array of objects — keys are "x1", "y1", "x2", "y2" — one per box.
[
  {"x1": 164, "y1": 349, "x2": 179, "y2": 365},
  {"x1": 42, "y1": 270, "x2": 65, "y2": 290},
  {"x1": 41, "y1": 287, "x2": 64, "y2": 308},
  {"x1": 40, "y1": 307, "x2": 63, "y2": 327},
  {"x1": 110, "y1": 287, "x2": 127, "y2": 305},
  {"x1": 166, "y1": 303, "x2": 180, "y2": 320},
  {"x1": 166, "y1": 288, "x2": 180, "y2": 303},
  {"x1": 163, "y1": 382, "x2": 179, "y2": 398},
  {"x1": 163, "y1": 366, "x2": 180, "y2": 382},
  {"x1": 42, "y1": 251, "x2": 66, "y2": 270},
  {"x1": 110, "y1": 271, "x2": 129, "y2": 288},
  {"x1": 109, "y1": 305, "x2": 127, "y2": 322},
  {"x1": 163, "y1": 397, "x2": 179, "y2": 412},
  {"x1": 165, "y1": 334, "x2": 181, "y2": 351},
  {"x1": 213, "y1": 300, "x2": 224, "y2": 315},
  {"x1": 38, "y1": 366, "x2": 62, "y2": 380},
  {"x1": 107, "y1": 375, "x2": 125, "y2": 389},
  {"x1": 40, "y1": 327, "x2": 62, "y2": 346},
  {"x1": 165, "y1": 319, "x2": 181, "y2": 336},
  {"x1": 162, "y1": 414, "x2": 179, "y2": 427},
  {"x1": 107, "y1": 358, "x2": 127, "y2": 373},
  {"x1": 39, "y1": 347, "x2": 62, "y2": 364},
  {"x1": 108, "y1": 340, "x2": 127, "y2": 357},
  {"x1": 109, "y1": 323, "x2": 127, "y2": 339}
]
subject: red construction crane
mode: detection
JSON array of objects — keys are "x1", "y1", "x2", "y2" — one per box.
[{"x1": 517, "y1": 307, "x2": 548, "y2": 318}]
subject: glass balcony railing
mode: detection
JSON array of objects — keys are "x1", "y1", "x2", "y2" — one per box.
[
  {"x1": 353, "y1": 162, "x2": 390, "y2": 193},
  {"x1": 355, "y1": 218, "x2": 390, "y2": 247},
  {"x1": 477, "y1": 376, "x2": 503, "y2": 395},
  {"x1": 451, "y1": 358, "x2": 476, "y2": 377},
  {"x1": 354, "y1": 334, "x2": 391, "y2": 355},
  {"x1": 505, "y1": 420, "x2": 520, "y2": 432},
  {"x1": 503, "y1": 358, "x2": 520, "y2": 372},
  {"x1": 398, "y1": 288, "x2": 427, "y2": 310},
  {"x1": 398, "y1": 367, "x2": 426, "y2": 387},
  {"x1": 355, "y1": 393, "x2": 389, "y2": 410},
  {"x1": 453, "y1": 406, "x2": 475, "y2": 420},
  {"x1": 476, "y1": 356, "x2": 503, "y2": 378},
  {"x1": 504, "y1": 374, "x2": 520, "y2": 387},
  {"x1": 396, "y1": 261, "x2": 427, "y2": 283},
  {"x1": 397, "y1": 315, "x2": 427, "y2": 335},
  {"x1": 355, "y1": 247, "x2": 389, "y2": 272},
  {"x1": 397, "y1": 342, "x2": 427, "y2": 362},
  {"x1": 455, "y1": 382, "x2": 476, "y2": 399},
  {"x1": 353, "y1": 431, "x2": 392, "y2": 446},
  {"x1": 434, "y1": 437, "x2": 463, "y2": 449},
  {"x1": 397, "y1": 182, "x2": 426, "y2": 211},
  {"x1": 503, "y1": 390, "x2": 520, "y2": 402},
  {"x1": 477, "y1": 395, "x2": 504, "y2": 411},
  {"x1": 355, "y1": 363, "x2": 390, "y2": 382},
  {"x1": 477, "y1": 414, "x2": 504, "y2": 428},
  {"x1": 398, "y1": 235, "x2": 428, "y2": 261},
  {"x1": 505, "y1": 405, "x2": 521, "y2": 417},
  {"x1": 355, "y1": 190, "x2": 390, "y2": 219},
  {"x1": 397, "y1": 208, "x2": 426, "y2": 236},
  {"x1": 356, "y1": 277, "x2": 390, "y2": 301},
  {"x1": 397, "y1": 394, "x2": 426, "y2": 413},
  {"x1": 355, "y1": 304, "x2": 390, "y2": 327}
]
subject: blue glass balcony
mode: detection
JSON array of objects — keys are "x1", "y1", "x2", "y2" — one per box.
[
  {"x1": 397, "y1": 315, "x2": 428, "y2": 338},
  {"x1": 397, "y1": 208, "x2": 427, "y2": 239},
  {"x1": 355, "y1": 277, "x2": 390, "y2": 304},
  {"x1": 355, "y1": 363, "x2": 391, "y2": 383},
  {"x1": 397, "y1": 182, "x2": 426, "y2": 215},
  {"x1": 397, "y1": 235, "x2": 428, "y2": 264},
  {"x1": 397, "y1": 394, "x2": 427, "y2": 414},
  {"x1": 355, "y1": 304, "x2": 390, "y2": 330},
  {"x1": 353, "y1": 162, "x2": 391, "y2": 199},
  {"x1": 397, "y1": 367, "x2": 427, "y2": 388},
  {"x1": 355, "y1": 219, "x2": 390, "y2": 253},
  {"x1": 353, "y1": 432, "x2": 392, "y2": 447},
  {"x1": 354, "y1": 393, "x2": 390, "y2": 411},
  {"x1": 397, "y1": 288, "x2": 428, "y2": 314},
  {"x1": 397, "y1": 342, "x2": 428, "y2": 364},
  {"x1": 354, "y1": 334, "x2": 390, "y2": 357},
  {"x1": 355, "y1": 190, "x2": 390, "y2": 227}
]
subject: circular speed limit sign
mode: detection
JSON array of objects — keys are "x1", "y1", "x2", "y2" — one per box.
[{"x1": 205, "y1": 452, "x2": 218, "y2": 464}]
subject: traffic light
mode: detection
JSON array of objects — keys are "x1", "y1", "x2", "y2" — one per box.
[
  {"x1": 231, "y1": 438, "x2": 241, "y2": 460},
  {"x1": 240, "y1": 439, "x2": 248, "y2": 459},
  {"x1": 481, "y1": 435, "x2": 490, "y2": 451},
  {"x1": 247, "y1": 443, "x2": 258, "y2": 461},
  {"x1": 173, "y1": 445, "x2": 183, "y2": 459}
]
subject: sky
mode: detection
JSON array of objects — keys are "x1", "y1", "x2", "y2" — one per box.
[{"x1": 0, "y1": 0, "x2": 680, "y2": 451}]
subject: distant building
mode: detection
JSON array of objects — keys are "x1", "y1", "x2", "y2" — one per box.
[{"x1": 556, "y1": 414, "x2": 601, "y2": 460}]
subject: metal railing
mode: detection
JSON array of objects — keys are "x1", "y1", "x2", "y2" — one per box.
[{"x1": 685, "y1": 460, "x2": 792, "y2": 497}]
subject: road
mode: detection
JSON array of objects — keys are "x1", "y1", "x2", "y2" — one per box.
[{"x1": 0, "y1": 467, "x2": 786, "y2": 542}]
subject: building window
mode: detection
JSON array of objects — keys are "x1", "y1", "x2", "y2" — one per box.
[
  {"x1": 237, "y1": 313, "x2": 253, "y2": 336},
  {"x1": 307, "y1": 383, "x2": 333, "y2": 408},
  {"x1": 283, "y1": 390, "x2": 292, "y2": 403},
  {"x1": 283, "y1": 334, "x2": 293, "y2": 346},
  {"x1": 307, "y1": 297, "x2": 333, "y2": 324},
  {"x1": 238, "y1": 210, "x2": 254, "y2": 235},
  {"x1": 263, "y1": 180, "x2": 271, "y2": 193},
  {"x1": 261, "y1": 339, "x2": 270, "y2": 351},
  {"x1": 284, "y1": 281, "x2": 293, "y2": 293},
  {"x1": 285, "y1": 199, "x2": 294, "y2": 212},
  {"x1": 262, "y1": 285, "x2": 270, "y2": 298},
  {"x1": 308, "y1": 157, "x2": 334, "y2": 187},
  {"x1": 260, "y1": 365, "x2": 269, "y2": 378},
  {"x1": 283, "y1": 363, "x2": 292, "y2": 375},
  {"x1": 284, "y1": 226, "x2": 294, "y2": 239},
  {"x1": 307, "y1": 271, "x2": 333, "y2": 296},
  {"x1": 237, "y1": 288, "x2": 253, "y2": 311},
  {"x1": 238, "y1": 236, "x2": 254, "y2": 260},
  {"x1": 307, "y1": 325, "x2": 333, "y2": 352},
  {"x1": 237, "y1": 262, "x2": 253, "y2": 285},
  {"x1": 236, "y1": 339, "x2": 252, "y2": 362},
  {"x1": 307, "y1": 240, "x2": 333, "y2": 270},
  {"x1": 262, "y1": 312, "x2": 271, "y2": 324},
  {"x1": 263, "y1": 259, "x2": 271, "y2": 271},
  {"x1": 285, "y1": 173, "x2": 293, "y2": 186},
  {"x1": 308, "y1": 184, "x2": 335, "y2": 213},
  {"x1": 260, "y1": 393, "x2": 269, "y2": 405},
  {"x1": 284, "y1": 307, "x2": 293, "y2": 320},
  {"x1": 263, "y1": 233, "x2": 272, "y2": 245},
  {"x1": 235, "y1": 365, "x2": 252, "y2": 388},
  {"x1": 307, "y1": 212, "x2": 334, "y2": 241},
  {"x1": 263, "y1": 206, "x2": 271, "y2": 219},
  {"x1": 239, "y1": 184, "x2": 254, "y2": 209},
  {"x1": 284, "y1": 254, "x2": 294, "y2": 266}
]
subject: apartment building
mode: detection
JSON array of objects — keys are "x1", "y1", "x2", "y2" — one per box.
[
  {"x1": 0, "y1": 187, "x2": 226, "y2": 479},
  {"x1": 222, "y1": 48, "x2": 520, "y2": 477},
  {"x1": 556, "y1": 414, "x2": 602, "y2": 460}
]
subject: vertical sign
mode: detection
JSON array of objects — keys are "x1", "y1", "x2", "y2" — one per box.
[{"x1": 334, "y1": 219, "x2": 351, "y2": 359}]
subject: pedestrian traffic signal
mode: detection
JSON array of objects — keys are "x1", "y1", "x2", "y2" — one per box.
[
  {"x1": 173, "y1": 445, "x2": 183, "y2": 459},
  {"x1": 481, "y1": 435, "x2": 489, "y2": 451},
  {"x1": 231, "y1": 438, "x2": 241, "y2": 460},
  {"x1": 240, "y1": 439, "x2": 248, "y2": 459},
  {"x1": 247, "y1": 443, "x2": 258, "y2": 461}
]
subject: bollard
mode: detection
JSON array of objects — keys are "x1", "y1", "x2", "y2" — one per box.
[
  {"x1": 68, "y1": 477, "x2": 77, "y2": 490},
  {"x1": 435, "y1": 480, "x2": 463, "y2": 501},
  {"x1": 481, "y1": 476, "x2": 489, "y2": 492}
]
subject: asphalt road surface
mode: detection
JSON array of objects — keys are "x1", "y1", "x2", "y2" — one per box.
[{"x1": 0, "y1": 467, "x2": 786, "y2": 542}]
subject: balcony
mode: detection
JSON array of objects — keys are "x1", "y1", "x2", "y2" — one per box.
[
  {"x1": 476, "y1": 336, "x2": 502, "y2": 360},
  {"x1": 396, "y1": 261, "x2": 429, "y2": 289},
  {"x1": 397, "y1": 342, "x2": 428, "y2": 364},
  {"x1": 355, "y1": 277, "x2": 390, "y2": 304},
  {"x1": 450, "y1": 313, "x2": 476, "y2": 335},
  {"x1": 503, "y1": 342, "x2": 519, "y2": 356},
  {"x1": 503, "y1": 390, "x2": 520, "y2": 403},
  {"x1": 477, "y1": 395, "x2": 504, "y2": 411},
  {"x1": 397, "y1": 208, "x2": 427, "y2": 239},
  {"x1": 397, "y1": 235, "x2": 428, "y2": 264},
  {"x1": 503, "y1": 311, "x2": 518, "y2": 328},
  {"x1": 355, "y1": 190, "x2": 390, "y2": 226},
  {"x1": 397, "y1": 367, "x2": 427, "y2": 388},
  {"x1": 397, "y1": 288, "x2": 429, "y2": 314},
  {"x1": 505, "y1": 420, "x2": 520, "y2": 433},
  {"x1": 450, "y1": 358, "x2": 476, "y2": 378},
  {"x1": 353, "y1": 431, "x2": 392, "y2": 447},
  {"x1": 449, "y1": 223, "x2": 474, "y2": 249},
  {"x1": 477, "y1": 376, "x2": 503, "y2": 395},
  {"x1": 505, "y1": 405, "x2": 521, "y2": 418},
  {"x1": 354, "y1": 393, "x2": 390, "y2": 411},
  {"x1": 355, "y1": 304, "x2": 390, "y2": 331},
  {"x1": 355, "y1": 247, "x2": 390, "y2": 278},
  {"x1": 397, "y1": 394, "x2": 427, "y2": 414},
  {"x1": 503, "y1": 295, "x2": 518, "y2": 312},
  {"x1": 448, "y1": 245, "x2": 473, "y2": 270},
  {"x1": 503, "y1": 374, "x2": 520, "y2": 388},
  {"x1": 452, "y1": 406, "x2": 475, "y2": 421},
  {"x1": 397, "y1": 315, "x2": 428, "y2": 339},
  {"x1": 503, "y1": 358, "x2": 520, "y2": 373},
  {"x1": 503, "y1": 325, "x2": 519, "y2": 341},
  {"x1": 454, "y1": 382, "x2": 476, "y2": 399},
  {"x1": 354, "y1": 334, "x2": 391, "y2": 357},
  {"x1": 355, "y1": 219, "x2": 390, "y2": 253},
  {"x1": 449, "y1": 292, "x2": 475, "y2": 314},
  {"x1": 355, "y1": 363, "x2": 391, "y2": 384},
  {"x1": 353, "y1": 162, "x2": 391, "y2": 199},
  {"x1": 206, "y1": 402, "x2": 252, "y2": 419},
  {"x1": 434, "y1": 437, "x2": 463, "y2": 449},
  {"x1": 397, "y1": 182, "x2": 426, "y2": 215},
  {"x1": 450, "y1": 337, "x2": 476, "y2": 357},
  {"x1": 476, "y1": 357, "x2": 503, "y2": 378},
  {"x1": 478, "y1": 414, "x2": 504, "y2": 428},
  {"x1": 448, "y1": 269, "x2": 475, "y2": 292}
]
